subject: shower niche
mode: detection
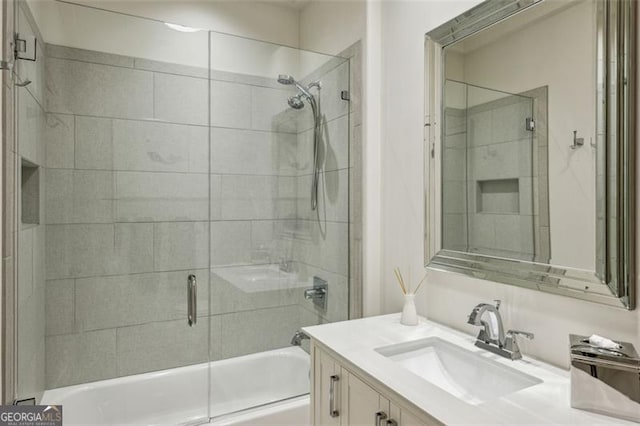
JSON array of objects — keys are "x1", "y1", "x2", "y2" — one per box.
[
  {"x1": 475, "y1": 178, "x2": 520, "y2": 214},
  {"x1": 20, "y1": 159, "x2": 39, "y2": 228}
]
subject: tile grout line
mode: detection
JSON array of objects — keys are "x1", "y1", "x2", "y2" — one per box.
[
  {"x1": 72, "y1": 115, "x2": 77, "y2": 169},
  {"x1": 49, "y1": 302, "x2": 303, "y2": 340},
  {"x1": 47, "y1": 53, "x2": 295, "y2": 90}
]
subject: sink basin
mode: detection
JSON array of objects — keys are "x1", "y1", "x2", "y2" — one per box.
[{"x1": 375, "y1": 337, "x2": 542, "y2": 405}]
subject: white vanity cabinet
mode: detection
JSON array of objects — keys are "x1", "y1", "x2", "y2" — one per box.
[
  {"x1": 311, "y1": 341, "x2": 435, "y2": 426},
  {"x1": 305, "y1": 315, "x2": 635, "y2": 425}
]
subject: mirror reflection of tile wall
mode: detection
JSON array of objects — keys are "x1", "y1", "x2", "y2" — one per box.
[{"x1": 442, "y1": 80, "x2": 550, "y2": 262}]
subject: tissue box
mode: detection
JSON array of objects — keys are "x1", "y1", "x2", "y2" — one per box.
[{"x1": 569, "y1": 334, "x2": 640, "y2": 422}]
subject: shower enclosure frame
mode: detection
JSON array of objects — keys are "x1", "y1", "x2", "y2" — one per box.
[
  {"x1": 0, "y1": 0, "x2": 364, "y2": 411},
  {"x1": 2, "y1": 0, "x2": 19, "y2": 405}
]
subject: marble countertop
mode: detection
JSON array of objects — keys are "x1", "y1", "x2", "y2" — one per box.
[{"x1": 303, "y1": 314, "x2": 633, "y2": 425}]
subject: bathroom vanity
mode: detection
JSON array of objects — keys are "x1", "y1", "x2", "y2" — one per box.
[{"x1": 303, "y1": 315, "x2": 636, "y2": 425}]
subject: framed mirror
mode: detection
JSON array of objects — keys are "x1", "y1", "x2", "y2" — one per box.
[{"x1": 424, "y1": 0, "x2": 636, "y2": 309}]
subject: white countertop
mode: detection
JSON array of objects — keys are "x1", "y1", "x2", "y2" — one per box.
[{"x1": 303, "y1": 314, "x2": 633, "y2": 425}]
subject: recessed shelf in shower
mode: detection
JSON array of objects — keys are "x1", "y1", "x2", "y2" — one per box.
[
  {"x1": 21, "y1": 158, "x2": 40, "y2": 228},
  {"x1": 476, "y1": 178, "x2": 520, "y2": 214}
]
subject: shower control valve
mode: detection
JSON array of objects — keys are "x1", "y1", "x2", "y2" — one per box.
[{"x1": 304, "y1": 276, "x2": 328, "y2": 310}]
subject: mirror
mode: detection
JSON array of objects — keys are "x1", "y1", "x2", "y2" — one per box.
[{"x1": 424, "y1": 0, "x2": 636, "y2": 309}]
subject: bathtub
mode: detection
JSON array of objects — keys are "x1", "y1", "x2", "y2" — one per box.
[{"x1": 41, "y1": 347, "x2": 310, "y2": 426}]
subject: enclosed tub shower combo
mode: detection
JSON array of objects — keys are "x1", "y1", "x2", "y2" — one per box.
[{"x1": 6, "y1": 1, "x2": 361, "y2": 424}]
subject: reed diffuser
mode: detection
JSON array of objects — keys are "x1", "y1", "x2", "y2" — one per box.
[{"x1": 394, "y1": 267, "x2": 427, "y2": 326}]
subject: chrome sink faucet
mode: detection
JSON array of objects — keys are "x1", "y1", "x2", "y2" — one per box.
[{"x1": 467, "y1": 300, "x2": 534, "y2": 360}]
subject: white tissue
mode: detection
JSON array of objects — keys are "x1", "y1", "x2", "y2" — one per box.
[{"x1": 588, "y1": 334, "x2": 622, "y2": 350}]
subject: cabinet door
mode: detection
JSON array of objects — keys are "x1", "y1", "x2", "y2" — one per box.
[
  {"x1": 313, "y1": 346, "x2": 342, "y2": 426},
  {"x1": 344, "y1": 371, "x2": 391, "y2": 426},
  {"x1": 389, "y1": 402, "x2": 427, "y2": 426}
]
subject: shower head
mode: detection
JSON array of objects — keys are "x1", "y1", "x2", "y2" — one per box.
[
  {"x1": 278, "y1": 74, "x2": 319, "y2": 116},
  {"x1": 277, "y1": 74, "x2": 295, "y2": 85},
  {"x1": 288, "y1": 95, "x2": 305, "y2": 110},
  {"x1": 277, "y1": 74, "x2": 314, "y2": 100},
  {"x1": 277, "y1": 74, "x2": 322, "y2": 211}
]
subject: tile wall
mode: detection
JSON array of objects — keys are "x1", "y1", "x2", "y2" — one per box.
[
  {"x1": 442, "y1": 83, "x2": 550, "y2": 262},
  {"x1": 43, "y1": 43, "x2": 214, "y2": 388},
  {"x1": 43, "y1": 41, "x2": 355, "y2": 388},
  {"x1": 291, "y1": 52, "x2": 354, "y2": 325}
]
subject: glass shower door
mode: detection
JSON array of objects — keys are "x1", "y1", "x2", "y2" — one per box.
[
  {"x1": 15, "y1": 2, "x2": 212, "y2": 423},
  {"x1": 442, "y1": 80, "x2": 536, "y2": 261},
  {"x1": 208, "y1": 31, "x2": 351, "y2": 420}
]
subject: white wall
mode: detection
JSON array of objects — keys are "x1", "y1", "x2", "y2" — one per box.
[
  {"x1": 378, "y1": 0, "x2": 482, "y2": 319},
  {"x1": 363, "y1": 0, "x2": 382, "y2": 316},
  {"x1": 299, "y1": 0, "x2": 365, "y2": 55},
  {"x1": 378, "y1": 0, "x2": 640, "y2": 369},
  {"x1": 27, "y1": 0, "x2": 313, "y2": 78},
  {"x1": 28, "y1": 0, "x2": 300, "y2": 47}
]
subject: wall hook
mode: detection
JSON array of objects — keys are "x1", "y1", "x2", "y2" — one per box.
[{"x1": 570, "y1": 130, "x2": 584, "y2": 150}]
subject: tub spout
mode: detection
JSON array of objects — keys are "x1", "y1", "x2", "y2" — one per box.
[{"x1": 291, "y1": 330, "x2": 309, "y2": 346}]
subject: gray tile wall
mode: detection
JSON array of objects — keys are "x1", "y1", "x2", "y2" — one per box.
[
  {"x1": 442, "y1": 83, "x2": 551, "y2": 262},
  {"x1": 43, "y1": 43, "x2": 219, "y2": 388},
  {"x1": 442, "y1": 106, "x2": 468, "y2": 252},
  {"x1": 290, "y1": 58, "x2": 352, "y2": 325},
  {"x1": 465, "y1": 94, "x2": 541, "y2": 260},
  {"x1": 205, "y1": 49, "x2": 356, "y2": 362},
  {"x1": 43, "y1": 41, "x2": 352, "y2": 388},
  {"x1": 40, "y1": 34, "x2": 358, "y2": 388},
  {"x1": 205, "y1": 55, "x2": 311, "y2": 364}
]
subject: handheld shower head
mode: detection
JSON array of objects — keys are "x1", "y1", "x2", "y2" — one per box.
[
  {"x1": 276, "y1": 73, "x2": 322, "y2": 211},
  {"x1": 277, "y1": 74, "x2": 315, "y2": 101},
  {"x1": 288, "y1": 95, "x2": 305, "y2": 110},
  {"x1": 277, "y1": 74, "x2": 295, "y2": 85}
]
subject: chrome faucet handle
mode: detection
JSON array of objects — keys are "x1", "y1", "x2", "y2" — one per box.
[
  {"x1": 503, "y1": 330, "x2": 534, "y2": 360},
  {"x1": 304, "y1": 288, "x2": 326, "y2": 299},
  {"x1": 494, "y1": 299, "x2": 501, "y2": 310},
  {"x1": 507, "y1": 330, "x2": 534, "y2": 340}
]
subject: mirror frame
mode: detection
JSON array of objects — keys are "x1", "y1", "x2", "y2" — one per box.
[{"x1": 424, "y1": 0, "x2": 636, "y2": 309}]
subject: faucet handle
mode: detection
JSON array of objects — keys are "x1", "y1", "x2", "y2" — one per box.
[
  {"x1": 494, "y1": 299, "x2": 501, "y2": 310},
  {"x1": 507, "y1": 330, "x2": 534, "y2": 340}
]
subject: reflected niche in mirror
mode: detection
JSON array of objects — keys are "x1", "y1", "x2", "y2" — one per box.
[
  {"x1": 442, "y1": 81, "x2": 546, "y2": 264},
  {"x1": 426, "y1": 0, "x2": 635, "y2": 309}
]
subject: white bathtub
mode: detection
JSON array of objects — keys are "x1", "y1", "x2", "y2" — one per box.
[{"x1": 41, "y1": 347, "x2": 310, "y2": 426}]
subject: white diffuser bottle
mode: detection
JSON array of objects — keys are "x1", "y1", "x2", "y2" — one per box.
[{"x1": 400, "y1": 293, "x2": 418, "y2": 326}]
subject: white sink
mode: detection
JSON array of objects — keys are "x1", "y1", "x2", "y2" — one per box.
[{"x1": 375, "y1": 337, "x2": 542, "y2": 405}]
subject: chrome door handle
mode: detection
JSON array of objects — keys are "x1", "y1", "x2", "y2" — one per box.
[
  {"x1": 329, "y1": 374, "x2": 339, "y2": 417},
  {"x1": 375, "y1": 411, "x2": 387, "y2": 426},
  {"x1": 187, "y1": 274, "x2": 197, "y2": 326}
]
